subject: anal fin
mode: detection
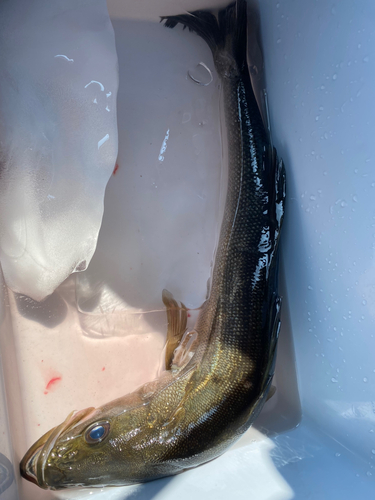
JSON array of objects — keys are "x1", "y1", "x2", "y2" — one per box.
[{"x1": 162, "y1": 289, "x2": 188, "y2": 370}]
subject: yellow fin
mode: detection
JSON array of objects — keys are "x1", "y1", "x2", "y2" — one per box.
[
  {"x1": 171, "y1": 330, "x2": 198, "y2": 372},
  {"x1": 162, "y1": 289, "x2": 188, "y2": 370},
  {"x1": 266, "y1": 385, "x2": 277, "y2": 402}
]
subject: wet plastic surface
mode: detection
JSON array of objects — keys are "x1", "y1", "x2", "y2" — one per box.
[
  {"x1": 259, "y1": 0, "x2": 375, "y2": 494},
  {"x1": 0, "y1": 0, "x2": 375, "y2": 498}
]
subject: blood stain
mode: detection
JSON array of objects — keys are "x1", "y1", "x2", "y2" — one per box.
[
  {"x1": 46, "y1": 377, "x2": 62, "y2": 391},
  {"x1": 102, "y1": 367, "x2": 106, "y2": 371},
  {"x1": 113, "y1": 163, "x2": 119, "y2": 175},
  {"x1": 187, "y1": 313, "x2": 191, "y2": 318}
]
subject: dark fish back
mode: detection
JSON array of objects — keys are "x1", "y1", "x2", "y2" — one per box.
[{"x1": 162, "y1": 0, "x2": 286, "y2": 460}]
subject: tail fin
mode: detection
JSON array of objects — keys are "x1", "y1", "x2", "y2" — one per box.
[{"x1": 161, "y1": 0, "x2": 248, "y2": 71}]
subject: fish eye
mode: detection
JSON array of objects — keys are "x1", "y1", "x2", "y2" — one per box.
[{"x1": 84, "y1": 421, "x2": 110, "y2": 444}]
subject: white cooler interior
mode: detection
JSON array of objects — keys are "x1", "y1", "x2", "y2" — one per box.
[{"x1": 0, "y1": 1, "x2": 374, "y2": 499}]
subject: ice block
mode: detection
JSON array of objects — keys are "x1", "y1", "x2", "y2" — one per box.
[{"x1": 0, "y1": 0, "x2": 118, "y2": 301}]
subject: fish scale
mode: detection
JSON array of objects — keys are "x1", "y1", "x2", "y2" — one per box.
[{"x1": 20, "y1": 0, "x2": 285, "y2": 489}]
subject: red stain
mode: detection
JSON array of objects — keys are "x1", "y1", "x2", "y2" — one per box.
[
  {"x1": 102, "y1": 367, "x2": 105, "y2": 371},
  {"x1": 113, "y1": 163, "x2": 119, "y2": 175},
  {"x1": 44, "y1": 391, "x2": 48, "y2": 395},
  {"x1": 187, "y1": 313, "x2": 191, "y2": 318},
  {"x1": 37, "y1": 424, "x2": 40, "y2": 426},
  {"x1": 46, "y1": 377, "x2": 62, "y2": 391}
]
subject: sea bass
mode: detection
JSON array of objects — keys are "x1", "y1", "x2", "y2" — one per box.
[{"x1": 20, "y1": 0, "x2": 285, "y2": 489}]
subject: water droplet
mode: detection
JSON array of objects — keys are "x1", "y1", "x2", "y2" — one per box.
[
  {"x1": 332, "y1": 74, "x2": 338, "y2": 80},
  {"x1": 277, "y1": 39, "x2": 281, "y2": 44},
  {"x1": 308, "y1": 285, "x2": 313, "y2": 290},
  {"x1": 335, "y1": 452, "x2": 341, "y2": 457},
  {"x1": 187, "y1": 62, "x2": 213, "y2": 86},
  {"x1": 331, "y1": 377, "x2": 338, "y2": 383},
  {"x1": 276, "y1": 2, "x2": 280, "y2": 7},
  {"x1": 372, "y1": 449, "x2": 375, "y2": 455},
  {"x1": 320, "y1": 85, "x2": 325, "y2": 90},
  {"x1": 363, "y1": 377, "x2": 368, "y2": 383},
  {"x1": 310, "y1": 195, "x2": 316, "y2": 200},
  {"x1": 367, "y1": 471, "x2": 373, "y2": 476},
  {"x1": 362, "y1": 300, "x2": 367, "y2": 305},
  {"x1": 364, "y1": 56, "x2": 370, "y2": 63},
  {"x1": 182, "y1": 112, "x2": 191, "y2": 124}
]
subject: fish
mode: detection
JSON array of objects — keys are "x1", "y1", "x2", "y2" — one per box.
[{"x1": 20, "y1": 0, "x2": 286, "y2": 489}]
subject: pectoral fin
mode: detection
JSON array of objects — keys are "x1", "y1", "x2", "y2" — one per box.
[{"x1": 162, "y1": 289, "x2": 188, "y2": 370}]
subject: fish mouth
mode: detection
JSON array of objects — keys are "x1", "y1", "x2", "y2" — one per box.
[{"x1": 20, "y1": 406, "x2": 97, "y2": 489}]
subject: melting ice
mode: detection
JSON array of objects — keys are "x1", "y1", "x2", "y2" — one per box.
[{"x1": 0, "y1": 0, "x2": 118, "y2": 300}]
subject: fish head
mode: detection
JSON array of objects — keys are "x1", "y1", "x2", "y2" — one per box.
[{"x1": 20, "y1": 402, "x2": 146, "y2": 489}]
